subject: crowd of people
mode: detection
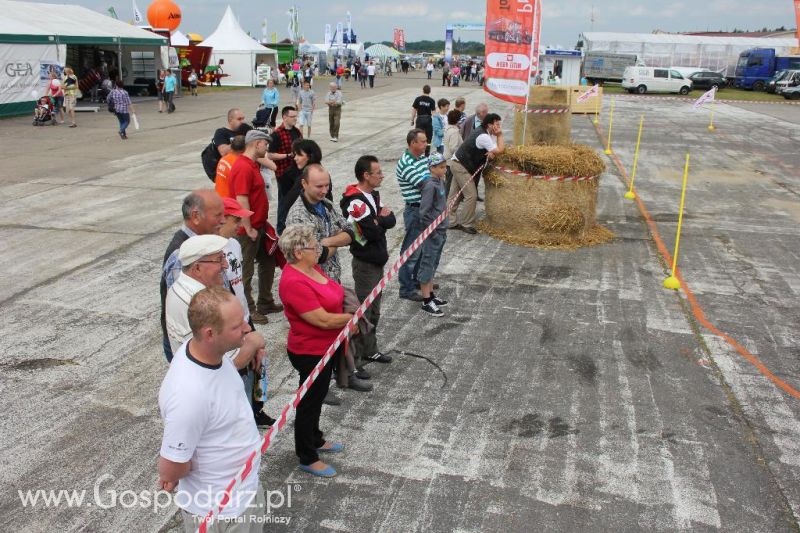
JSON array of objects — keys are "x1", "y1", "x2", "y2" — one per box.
[{"x1": 149, "y1": 76, "x2": 502, "y2": 530}]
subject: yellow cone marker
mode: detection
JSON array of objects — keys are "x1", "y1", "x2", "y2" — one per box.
[
  {"x1": 708, "y1": 99, "x2": 716, "y2": 131},
  {"x1": 624, "y1": 114, "x2": 644, "y2": 200},
  {"x1": 593, "y1": 92, "x2": 600, "y2": 125},
  {"x1": 604, "y1": 97, "x2": 615, "y2": 155},
  {"x1": 664, "y1": 153, "x2": 691, "y2": 290}
]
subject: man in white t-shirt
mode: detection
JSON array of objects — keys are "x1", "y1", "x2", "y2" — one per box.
[
  {"x1": 367, "y1": 61, "x2": 376, "y2": 88},
  {"x1": 448, "y1": 112, "x2": 505, "y2": 233},
  {"x1": 159, "y1": 287, "x2": 266, "y2": 532}
]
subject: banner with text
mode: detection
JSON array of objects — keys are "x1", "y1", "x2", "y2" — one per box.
[
  {"x1": 393, "y1": 28, "x2": 406, "y2": 51},
  {"x1": 483, "y1": 0, "x2": 539, "y2": 104},
  {"x1": 795, "y1": 0, "x2": 800, "y2": 46}
]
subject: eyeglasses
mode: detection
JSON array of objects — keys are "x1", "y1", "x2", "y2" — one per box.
[
  {"x1": 301, "y1": 244, "x2": 322, "y2": 252},
  {"x1": 197, "y1": 257, "x2": 227, "y2": 265}
]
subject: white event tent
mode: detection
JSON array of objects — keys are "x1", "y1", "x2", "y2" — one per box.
[
  {"x1": 170, "y1": 30, "x2": 190, "y2": 46},
  {"x1": 199, "y1": 6, "x2": 278, "y2": 86}
]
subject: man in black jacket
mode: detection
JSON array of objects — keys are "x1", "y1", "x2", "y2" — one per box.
[{"x1": 340, "y1": 155, "x2": 397, "y2": 369}]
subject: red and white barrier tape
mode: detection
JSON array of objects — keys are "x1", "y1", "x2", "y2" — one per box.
[
  {"x1": 514, "y1": 106, "x2": 571, "y2": 114},
  {"x1": 493, "y1": 165, "x2": 598, "y2": 182},
  {"x1": 194, "y1": 161, "x2": 485, "y2": 533},
  {"x1": 615, "y1": 93, "x2": 800, "y2": 106}
]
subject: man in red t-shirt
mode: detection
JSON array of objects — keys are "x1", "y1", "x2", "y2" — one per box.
[{"x1": 229, "y1": 130, "x2": 282, "y2": 324}]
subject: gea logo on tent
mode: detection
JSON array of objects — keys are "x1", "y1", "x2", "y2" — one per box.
[{"x1": 5, "y1": 62, "x2": 34, "y2": 77}]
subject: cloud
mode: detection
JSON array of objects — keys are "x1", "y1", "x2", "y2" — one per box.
[{"x1": 363, "y1": 3, "x2": 429, "y2": 17}]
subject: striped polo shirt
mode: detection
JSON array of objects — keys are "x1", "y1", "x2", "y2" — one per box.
[{"x1": 395, "y1": 149, "x2": 429, "y2": 205}]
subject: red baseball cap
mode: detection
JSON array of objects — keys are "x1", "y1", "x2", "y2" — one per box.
[{"x1": 223, "y1": 197, "x2": 253, "y2": 218}]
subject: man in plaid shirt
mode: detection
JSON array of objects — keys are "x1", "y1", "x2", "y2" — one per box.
[
  {"x1": 107, "y1": 80, "x2": 136, "y2": 140},
  {"x1": 268, "y1": 106, "x2": 302, "y2": 231}
]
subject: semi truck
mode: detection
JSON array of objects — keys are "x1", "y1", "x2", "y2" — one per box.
[
  {"x1": 734, "y1": 48, "x2": 800, "y2": 91},
  {"x1": 582, "y1": 51, "x2": 639, "y2": 84}
]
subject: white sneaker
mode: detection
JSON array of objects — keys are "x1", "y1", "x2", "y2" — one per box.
[
  {"x1": 421, "y1": 300, "x2": 444, "y2": 317},
  {"x1": 332, "y1": 137, "x2": 338, "y2": 142}
]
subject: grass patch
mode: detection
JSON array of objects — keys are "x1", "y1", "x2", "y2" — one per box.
[{"x1": 601, "y1": 84, "x2": 787, "y2": 103}]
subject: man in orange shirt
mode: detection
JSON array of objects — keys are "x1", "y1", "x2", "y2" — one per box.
[{"x1": 214, "y1": 135, "x2": 245, "y2": 198}]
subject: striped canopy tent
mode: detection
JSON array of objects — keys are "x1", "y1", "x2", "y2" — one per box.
[{"x1": 365, "y1": 43, "x2": 400, "y2": 59}]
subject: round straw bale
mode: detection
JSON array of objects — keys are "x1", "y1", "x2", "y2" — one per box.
[{"x1": 481, "y1": 144, "x2": 613, "y2": 249}]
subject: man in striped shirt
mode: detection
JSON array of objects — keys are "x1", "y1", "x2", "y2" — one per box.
[{"x1": 395, "y1": 129, "x2": 430, "y2": 301}]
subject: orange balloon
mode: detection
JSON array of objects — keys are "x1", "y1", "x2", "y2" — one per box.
[{"x1": 147, "y1": 0, "x2": 182, "y2": 32}]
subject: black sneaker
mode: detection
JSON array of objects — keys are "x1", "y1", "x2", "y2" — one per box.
[
  {"x1": 344, "y1": 376, "x2": 373, "y2": 392},
  {"x1": 355, "y1": 367, "x2": 371, "y2": 379},
  {"x1": 400, "y1": 292, "x2": 424, "y2": 302},
  {"x1": 432, "y1": 296, "x2": 448, "y2": 307},
  {"x1": 367, "y1": 352, "x2": 392, "y2": 363},
  {"x1": 254, "y1": 411, "x2": 276, "y2": 428},
  {"x1": 421, "y1": 300, "x2": 444, "y2": 317}
]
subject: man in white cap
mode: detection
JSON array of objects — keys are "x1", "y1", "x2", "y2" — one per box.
[
  {"x1": 165, "y1": 235, "x2": 265, "y2": 395},
  {"x1": 230, "y1": 129, "x2": 282, "y2": 325}
]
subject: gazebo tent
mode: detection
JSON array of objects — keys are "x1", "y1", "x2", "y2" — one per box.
[
  {"x1": 170, "y1": 30, "x2": 190, "y2": 47},
  {"x1": 199, "y1": 6, "x2": 279, "y2": 86},
  {"x1": 0, "y1": 0, "x2": 167, "y2": 117},
  {"x1": 365, "y1": 43, "x2": 400, "y2": 59}
]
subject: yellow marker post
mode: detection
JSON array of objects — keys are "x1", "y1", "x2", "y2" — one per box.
[
  {"x1": 664, "y1": 153, "x2": 691, "y2": 290},
  {"x1": 603, "y1": 97, "x2": 615, "y2": 155},
  {"x1": 708, "y1": 99, "x2": 716, "y2": 131},
  {"x1": 624, "y1": 114, "x2": 645, "y2": 200},
  {"x1": 592, "y1": 93, "x2": 600, "y2": 125}
]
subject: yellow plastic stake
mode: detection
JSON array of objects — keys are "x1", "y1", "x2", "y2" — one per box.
[
  {"x1": 708, "y1": 98, "x2": 716, "y2": 131},
  {"x1": 592, "y1": 92, "x2": 600, "y2": 125},
  {"x1": 624, "y1": 114, "x2": 644, "y2": 200},
  {"x1": 664, "y1": 153, "x2": 691, "y2": 290},
  {"x1": 604, "y1": 97, "x2": 615, "y2": 155}
]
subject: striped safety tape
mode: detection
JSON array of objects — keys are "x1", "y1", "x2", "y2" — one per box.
[
  {"x1": 494, "y1": 165, "x2": 598, "y2": 182},
  {"x1": 515, "y1": 106, "x2": 571, "y2": 114}
]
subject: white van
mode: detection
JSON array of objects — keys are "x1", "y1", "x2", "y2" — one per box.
[{"x1": 622, "y1": 66, "x2": 692, "y2": 95}]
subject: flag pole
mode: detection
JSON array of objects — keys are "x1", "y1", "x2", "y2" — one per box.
[
  {"x1": 522, "y1": 0, "x2": 541, "y2": 146},
  {"x1": 707, "y1": 92, "x2": 716, "y2": 131}
]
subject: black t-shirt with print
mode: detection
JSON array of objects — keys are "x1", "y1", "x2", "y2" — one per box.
[{"x1": 412, "y1": 95, "x2": 436, "y2": 116}]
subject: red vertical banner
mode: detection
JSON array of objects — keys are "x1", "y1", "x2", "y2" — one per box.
[
  {"x1": 393, "y1": 28, "x2": 406, "y2": 51},
  {"x1": 795, "y1": 0, "x2": 800, "y2": 47},
  {"x1": 483, "y1": 0, "x2": 539, "y2": 104}
]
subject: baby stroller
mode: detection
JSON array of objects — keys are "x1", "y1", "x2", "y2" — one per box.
[
  {"x1": 33, "y1": 96, "x2": 56, "y2": 126},
  {"x1": 251, "y1": 105, "x2": 274, "y2": 133}
]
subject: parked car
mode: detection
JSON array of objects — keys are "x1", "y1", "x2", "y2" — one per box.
[
  {"x1": 775, "y1": 70, "x2": 800, "y2": 94},
  {"x1": 688, "y1": 71, "x2": 726, "y2": 90},
  {"x1": 782, "y1": 86, "x2": 800, "y2": 100},
  {"x1": 767, "y1": 69, "x2": 789, "y2": 93},
  {"x1": 622, "y1": 66, "x2": 692, "y2": 95}
]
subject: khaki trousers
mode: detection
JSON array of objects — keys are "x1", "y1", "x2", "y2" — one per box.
[{"x1": 447, "y1": 161, "x2": 478, "y2": 229}]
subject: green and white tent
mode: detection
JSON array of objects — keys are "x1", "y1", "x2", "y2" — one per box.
[{"x1": 0, "y1": 0, "x2": 167, "y2": 116}]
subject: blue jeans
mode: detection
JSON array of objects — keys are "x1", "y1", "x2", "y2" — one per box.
[
  {"x1": 417, "y1": 230, "x2": 446, "y2": 284},
  {"x1": 162, "y1": 334, "x2": 173, "y2": 363},
  {"x1": 398, "y1": 204, "x2": 423, "y2": 296},
  {"x1": 116, "y1": 112, "x2": 130, "y2": 134}
]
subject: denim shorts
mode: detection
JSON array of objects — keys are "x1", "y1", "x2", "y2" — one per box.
[
  {"x1": 417, "y1": 230, "x2": 446, "y2": 284},
  {"x1": 299, "y1": 109, "x2": 313, "y2": 126}
]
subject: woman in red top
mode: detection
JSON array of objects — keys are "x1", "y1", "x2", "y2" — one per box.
[
  {"x1": 278, "y1": 224, "x2": 352, "y2": 477},
  {"x1": 46, "y1": 70, "x2": 65, "y2": 124}
]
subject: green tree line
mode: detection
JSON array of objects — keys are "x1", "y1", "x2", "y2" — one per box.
[{"x1": 364, "y1": 40, "x2": 486, "y2": 55}]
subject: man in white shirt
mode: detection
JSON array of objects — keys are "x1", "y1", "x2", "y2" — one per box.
[
  {"x1": 165, "y1": 235, "x2": 264, "y2": 374},
  {"x1": 367, "y1": 61, "x2": 376, "y2": 88},
  {"x1": 159, "y1": 287, "x2": 266, "y2": 532}
]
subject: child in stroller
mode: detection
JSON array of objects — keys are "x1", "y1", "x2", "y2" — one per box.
[
  {"x1": 251, "y1": 105, "x2": 273, "y2": 132},
  {"x1": 33, "y1": 96, "x2": 56, "y2": 126}
]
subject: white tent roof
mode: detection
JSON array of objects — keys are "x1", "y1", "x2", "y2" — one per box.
[
  {"x1": 582, "y1": 32, "x2": 798, "y2": 49},
  {"x1": 0, "y1": 0, "x2": 167, "y2": 45},
  {"x1": 199, "y1": 6, "x2": 277, "y2": 54},
  {"x1": 170, "y1": 29, "x2": 189, "y2": 46}
]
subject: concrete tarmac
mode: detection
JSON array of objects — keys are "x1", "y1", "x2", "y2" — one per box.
[{"x1": 0, "y1": 73, "x2": 799, "y2": 532}]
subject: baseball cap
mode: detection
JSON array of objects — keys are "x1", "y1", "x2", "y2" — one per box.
[
  {"x1": 178, "y1": 234, "x2": 230, "y2": 266},
  {"x1": 244, "y1": 129, "x2": 270, "y2": 144},
  {"x1": 223, "y1": 197, "x2": 253, "y2": 218},
  {"x1": 428, "y1": 152, "x2": 446, "y2": 167}
]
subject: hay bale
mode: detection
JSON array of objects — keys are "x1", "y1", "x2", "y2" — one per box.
[
  {"x1": 513, "y1": 86, "x2": 572, "y2": 146},
  {"x1": 481, "y1": 144, "x2": 614, "y2": 249}
]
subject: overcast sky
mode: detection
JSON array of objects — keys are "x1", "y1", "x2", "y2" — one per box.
[{"x1": 43, "y1": 0, "x2": 797, "y2": 47}]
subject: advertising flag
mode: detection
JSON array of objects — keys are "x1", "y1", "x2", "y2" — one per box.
[
  {"x1": 795, "y1": 0, "x2": 800, "y2": 47},
  {"x1": 393, "y1": 28, "x2": 406, "y2": 51},
  {"x1": 577, "y1": 84, "x2": 599, "y2": 103},
  {"x1": 483, "y1": 0, "x2": 539, "y2": 104},
  {"x1": 325, "y1": 24, "x2": 332, "y2": 45},
  {"x1": 132, "y1": 0, "x2": 144, "y2": 24},
  {"x1": 336, "y1": 22, "x2": 344, "y2": 45},
  {"x1": 107, "y1": 6, "x2": 118, "y2": 19},
  {"x1": 692, "y1": 86, "x2": 716, "y2": 109},
  {"x1": 444, "y1": 29, "x2": 454, "y2": 64}
]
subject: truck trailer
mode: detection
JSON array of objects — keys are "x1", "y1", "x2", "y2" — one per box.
[{"x1": 582, "y1": 51, "x2": 639, "y2": 84}]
